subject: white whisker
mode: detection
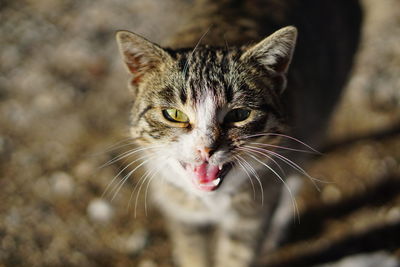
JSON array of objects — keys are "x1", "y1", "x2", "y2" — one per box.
[
  {"x1": 244, "y1": 145, "x2": 327, "y2": 191},
  {"x1": 143, "y1": 162, "x2": 168, "y2": 217},
  {"x1": 250, "y1": 142, "x2": 315, "y2": 154},
  {"x1": 99, "y1": 144, "x2": 164, "y2": 169},
  {"x1": 238, "y1": 148, "x2": 299, "y2": 221},
  {"x1": 235, "y1": 154, "x2": 264, "y2": 205},
  {"x1": 100, "y1": 138, "x2": 137, "y2": 153},
  {"x1": 243, "y1": 133, "x2": 321, "y2": 154},
  {"x1": 247, "y1": 146, "x2": 286, "y2": 176},
  {"x1": 127, "y1": 167, "x2": 153, "y2": 210},
  {"x1": 233, "y1": 155, "x2": 256, "y2": 200},
  {"x1": 132, "y1": 167, "x2": 156, "y2": 218},
  {"x1": 111, "y1": 156, "x2": 155, "y2": 201},
  {"x1": 102, "y1": 154, "x2": 153, "y2": 199},
  {"x1": 131, "y1": 160, "x2": 165, "y2": 218},
  {"x1": 87, "y1": 137, "x2": 137, "y2": 158}
]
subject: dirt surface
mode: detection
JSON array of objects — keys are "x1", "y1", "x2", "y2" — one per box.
[{"x1": 1, "y1": 0, "x2": 399, "y2": 266}]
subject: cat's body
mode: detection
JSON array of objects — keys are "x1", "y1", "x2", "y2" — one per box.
[{"x1": 115, "y1": 0, "x2": 361, "y2": 266}]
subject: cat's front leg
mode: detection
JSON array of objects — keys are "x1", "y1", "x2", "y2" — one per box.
[
  {"x1": 214, "y1": 216, "x2": 263, "y2": 267},
  {"x1": 166, "y1": 218, "x2": 211, "y2": 267}
]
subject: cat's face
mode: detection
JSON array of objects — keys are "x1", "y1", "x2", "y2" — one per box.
[{"x1": 116, "y1": 27, "x2": 297, "y2": 194}]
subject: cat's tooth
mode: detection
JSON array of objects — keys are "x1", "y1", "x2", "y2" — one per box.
[
  {"x1": 218, "y1": 164, "x2": 222, "y2": 170},
  {"x1": 212, "y1": 178, "x2": 221, "y2": 186}
]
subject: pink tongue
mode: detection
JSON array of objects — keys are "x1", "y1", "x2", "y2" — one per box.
[{"x1": 193, "y1": 162, "x2": 220, "y2": 183}]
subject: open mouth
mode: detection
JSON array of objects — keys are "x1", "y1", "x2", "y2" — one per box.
[{"x1": 180, "y1": 161, "x2": 232, "y2": 192}]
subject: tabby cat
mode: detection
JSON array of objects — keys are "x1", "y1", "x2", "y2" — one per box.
[{"x1": 115, "y1": 0, "x2": 361, "y2": 266}]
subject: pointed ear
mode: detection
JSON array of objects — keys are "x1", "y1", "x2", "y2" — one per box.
[
  {"x1": 241, "y1": 26, "x2": 297, "y2": 75},
  {"x1": 115, "y1": 31, "x2": 172, "y2": 84}
]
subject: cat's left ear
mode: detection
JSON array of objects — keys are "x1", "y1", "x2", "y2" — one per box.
[
  {"x1": 241, "y1": 26, "x2": 297, "y2": 90},
  {"x1": 116, "y1": 31, "x2": 172, "y2": 85}
]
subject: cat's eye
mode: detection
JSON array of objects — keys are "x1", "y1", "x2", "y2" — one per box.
[
  {"x1": 162, "y1": 108, "x2": 189, "y2": 124},
  {"x1": 224, "y1": 108, "x2": 251, "y2": 123}
]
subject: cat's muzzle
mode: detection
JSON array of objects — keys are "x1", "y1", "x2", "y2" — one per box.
[{"x1": 179, "y1": 161, "x2": 232, "y2": 192}]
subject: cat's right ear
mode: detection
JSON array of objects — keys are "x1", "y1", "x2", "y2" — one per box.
[
  {"x1": 240, "y1": 26, "x2": 297, "y2": 93},
  {"x1": 115, "y1": 31, "x2": 171, "y2": 85}
]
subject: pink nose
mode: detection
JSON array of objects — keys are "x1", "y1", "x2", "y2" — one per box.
[{"x1": 198, "y1": 147, "x2": 214, "y2": 161}]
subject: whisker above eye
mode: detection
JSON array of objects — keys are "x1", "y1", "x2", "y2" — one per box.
[{"x1": 182, "y1": 26, "x2": 212, "y2": 77}]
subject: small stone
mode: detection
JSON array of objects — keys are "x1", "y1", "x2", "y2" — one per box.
[
  {"x1": 51, "y1": 172, "x2": 74, "y2": 197},
  {"x1": 124, "y1": 228, "x2": 149, "y2": 254},
  {"x1": 33, "y1": 176, "x2": 51, "y2": 199},
  {"x1": 33, "y1": 93, "x2": 57, "y2": 113},
  {"x1": 0, "y1": 136, "x2": 5, "y2": 153},
  {"x1": 138, "y1": 259, "x2": 157, "y2": 267},
  {"x1": 73, "y1": 161, "x2": 95, "y2": 179},
  {"x1": 87, "y1": 198, "x2": 113, "y2": 223},
  {"x1": 321, "y1": 185, "x2": 342, "y2": 204}
]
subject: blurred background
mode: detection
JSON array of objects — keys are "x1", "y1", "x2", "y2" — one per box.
[{"x1": 0, "y1": 0, "x2": 399, "y2": 266}]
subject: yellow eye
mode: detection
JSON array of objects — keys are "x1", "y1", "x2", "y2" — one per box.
[{"x1": 162, "y1": 108, "x2": 189, "y2": 123}]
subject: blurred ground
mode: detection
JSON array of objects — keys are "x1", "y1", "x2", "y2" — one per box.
[{"x1": 0, "y1": 0, "x2": 399, "y2": 266}]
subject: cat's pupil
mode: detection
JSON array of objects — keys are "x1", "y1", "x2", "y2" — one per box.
[
  {"x1": 162, "y1": 108, "x2": 189, "y2": 123},
  {"x1": 224, "y1": 109, "x2": 251, "y2": 123}
]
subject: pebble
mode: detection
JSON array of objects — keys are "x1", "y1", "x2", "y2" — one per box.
[
  {"x1": 33, "y1": 176, "x2": 51, "y2": 199},
  {"x1": 0, "y1": 136, "x2": 4, "y2": 153},
  {"x1": 124, "y1": 228, "x2": 148, "y2": 254},
  {"x1": 73, "y1": 161, "x2": 95, "y2": 179},
  {"x1": 33, "y1": 93, "x2": 57, "y2": 113},
  {"x1": 51, "y1": 172, "x2": 74, "y2": 197},
  {"x1": 87, "y1": 198, "x2": 113, "y2": 223},
  {"x1": 138, "y1": 259, "x2": 157, "y2": 267}
]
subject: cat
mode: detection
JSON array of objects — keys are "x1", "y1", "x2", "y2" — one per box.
[{"x1": 115, "y1": 0, "x2": 361, "y2": 266}]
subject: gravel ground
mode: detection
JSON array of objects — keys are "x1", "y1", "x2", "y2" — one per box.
[{"x1": 0, "y1": 0, "x2": 399, "y2": 266}]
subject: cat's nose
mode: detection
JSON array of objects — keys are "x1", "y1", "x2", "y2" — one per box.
[{"x1": 198, "y1": 146, "x2": 216, "y2": 162}]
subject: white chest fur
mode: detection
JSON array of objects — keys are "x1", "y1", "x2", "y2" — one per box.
[{"x1": 151, "y1": 179, "x2": 236, "y2": 225}]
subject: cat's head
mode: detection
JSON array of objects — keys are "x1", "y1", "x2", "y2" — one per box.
[{"x1": 116, "y1": 27, "x2": 297, "y2": 194}]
